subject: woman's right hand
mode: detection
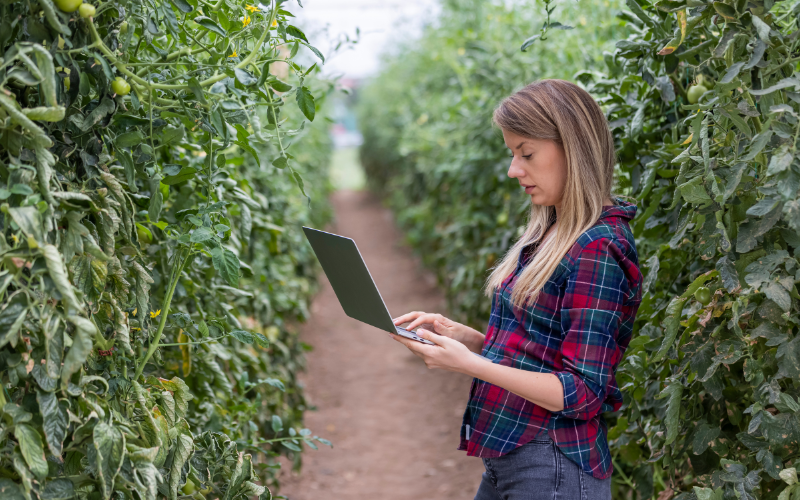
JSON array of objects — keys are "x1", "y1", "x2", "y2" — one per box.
[{"x1": 392, "y1": 311, "x2": 485, "y2": 354}]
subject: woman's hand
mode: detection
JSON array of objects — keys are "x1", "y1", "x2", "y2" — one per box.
[
  {"x1": 392, "y1": 311, "x2": 485, "y2": 353},
  {"x1": 388, "y1": 328, "x2": 483, "y2": 374}
]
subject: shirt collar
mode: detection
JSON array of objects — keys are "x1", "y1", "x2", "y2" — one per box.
[{"x1": 515, "y1": 197, "x2": 637, "y2": 269}]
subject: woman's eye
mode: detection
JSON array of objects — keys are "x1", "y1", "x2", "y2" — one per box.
[{"x1": 522, "y1": 154, "x2": 532, "y2": 159}]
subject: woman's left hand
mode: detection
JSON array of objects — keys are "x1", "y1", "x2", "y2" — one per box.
[{"x1": 389, "y1": 328, "x2": 478, "y2": 374}]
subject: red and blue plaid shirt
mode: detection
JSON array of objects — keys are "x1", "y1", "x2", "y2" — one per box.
[{"x1": 458, "y1": 199, "x2": 642, "y2": 479}]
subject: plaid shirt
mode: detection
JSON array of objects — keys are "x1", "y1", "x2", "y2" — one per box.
[{"x1": 458, "y1": 200, "x2": 642, "y2": 480}]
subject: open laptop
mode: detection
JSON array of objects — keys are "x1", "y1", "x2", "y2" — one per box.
[{"x1": 302, "y1": 226, "x2": 489, "y2": 360}]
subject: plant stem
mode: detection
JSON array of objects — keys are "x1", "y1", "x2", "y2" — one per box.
[
  {"x1": 158, "y1": 336, "x2": 225, "y2": 347},
  {"x1": 133, "y1": 250, "x2": 190, "y2": 380}
]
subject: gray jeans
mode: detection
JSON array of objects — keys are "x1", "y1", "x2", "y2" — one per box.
[{"x1": 473, "y1": 435, "x2": 612, "y2": 500}]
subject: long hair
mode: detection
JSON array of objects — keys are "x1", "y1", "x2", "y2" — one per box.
[{"x1": 484, "y1": 79, "x2": 617, "y2": 308}]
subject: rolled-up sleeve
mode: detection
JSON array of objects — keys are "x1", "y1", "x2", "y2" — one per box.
[{"x1": 552, "y1": 237, "x2": 629, "y2": 421}]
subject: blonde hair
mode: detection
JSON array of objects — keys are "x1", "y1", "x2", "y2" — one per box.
[{"x1": 484, "y1": 79, "x2": 617, "y2": 309}]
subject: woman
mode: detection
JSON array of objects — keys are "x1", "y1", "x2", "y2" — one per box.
[{"x1": 390, "y1": 79, "x2": 643, "y2": 500}]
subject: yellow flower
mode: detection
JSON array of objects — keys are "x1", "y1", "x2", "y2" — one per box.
[
  {"x1": 131, "y1": 327, "x2": 141, "y2": 332},
  {"x1": 271, "y1": 18, "x2": 277, "y2": 27},
  {"x1": 242, "y1": 15, "x2": 251, "y2": 27},
  {"x1": 245, "y1": 4, "x2": 258, "y2": 12},
  {"x1": 132, "y1": 308, "x2": 137, "y2": 317},
  {"x1": 228, "y1": 50, "x2": 238, "y2": 58},
  {"x1": 150, "y1": 309, "x2": 161, "y2": 319}
]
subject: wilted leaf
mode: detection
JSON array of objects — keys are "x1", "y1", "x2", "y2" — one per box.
[{"x1": 14, "y1": 424, "x2": 48, "y2": 480}]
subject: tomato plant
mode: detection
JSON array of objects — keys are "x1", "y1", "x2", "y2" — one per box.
[{"x1": 0, "y1": 0, "x2": 336, "y2": 498}]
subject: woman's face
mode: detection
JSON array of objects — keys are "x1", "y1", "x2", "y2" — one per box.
[{"x1": 502, "y1": 128, "x2": 567, "y2": 209}]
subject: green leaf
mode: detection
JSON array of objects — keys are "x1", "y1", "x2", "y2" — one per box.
[
  {"x1": 14, "y1": 424, "x2": 48, "y2": 480},
  {"x1": 170, "y1": 0, "x2": 193, "y2": 12},
  {"x1": 37, "y1": 390, "x2": 68, "y2": 456},
  {"x1": 211, "y1": 247, "x2": 240, "y2": 286},
  {"x1": 160, "y1": 124, "x2": 185, "y2": 145},
  {"x1": 78, "y1": 97, "x2": 115, "y2": 131},
  {"x1": 270, "y1": 79, "x2": 293, "y2": 92},
  {"x1": 751, "y1": 13, "x2": 772, "y2": 41},
  {"x1": 282, "y1": 441, "x2": 302, "y2": 451},
  {"x1": 159, "y1": 377, "x2": 194, "y2": 418},
  {"x1": 656, "y1": 382, "x2": 683, "y2": 445},
  {"x1": 295, "y1": 86, "x2": 315, "y2": 121},
  {"x1": 764, "y1": 281, "x2": 791, "y2": 312},
  {"x1": 162, "y1": 167, "x2": 198, "y2": 185},
  {"x1": 271, "y1": 415, "x2": 283, "y2": 432},
  {"x1": 520, "y1": 34, "x2": 540, "y2": 51},
  {"x1": 303, "y1": 42, "x2": 325, "y2": 63},
  {"x1": 286, "y1": 25, "x2": 309, "y2": 42},
  {"x1": 190, "y1": 226, "x2": 214, "y2": 243},
  {"x1": 0, "y1": 293, "x2": 28, "y2": 348},
  {"x1": 22, "y1": 106, "x2": 65, "y2": 122},
  {"x1": 678, "y1": 177, "x2": 712, "y2": 205},
  {"x1": 93, "y1": 422, "x2": 125, "y2": 500},
  {"x1": 749, "y1": 75, "x2": 800, "y2": 96},
  {"x1": 169, "y1": 434, "x2": 193, "y2": 500},
  {"x1": 253, "y1": 331, "x2": 269, "y2": 348},
  {"x1": 230, "y1": 329, "x2": 254, "y2": 344},
  {"x1": 116, "y1": 130, "x2": 146, "y2": 148},
  {"x1": 235, "y1": 68, "x2": 258, "y2": 86},
  {"x1": 693, "y1": 486, "x2": 724, "y2": 500},
  {"x1": 197, "y1": 320, "x2": 210, "y2": 338},
  {"x1": 741, "y1": 130, "x2": 772, "y2": 161},
  {"x1": 9, "y1": 206, "x2": 44, "y2": 243},
  {"x1": 720, "y1": 62, "x2": 745, "y2": 84},
  {"x1": 766, "y1": 150, "x2": 793, "y2": 175},
  {"x1": 652, "y1": 296, "x2": 688, "y2": 362},
  {"x1": 693, "y1": 423, "x2": 721, "y2": 455},
  {"x1": 117, "y1": 150, "x2": 138, "y2": 193},
  {"x1": 194, "y1": 16, "x2": 227, "y2": 36},
  {"x1": 272, "y1": 155, "x2": 288, "y2": 169},
  {"x1": 712, "y1": 2, "x2": 737, "y2": 20},
  {"x1": 61, "y1": 316, "x2": 97, "y2": 387},
  {"x1": 39, "y1": 478, "x2": 74, "y2": 500},
  {"x1": 43, "y1": 245, "x2": 82, "y2": 314},
  {"x1": 187, "y1": 77, "x2": 207, "y2": 105},
  {"x1": 716, "y1": 255, "x2": 740, "y2": 293},
  {"x1": 149, "y1": 191, "x2": 163, "y2": 223}
]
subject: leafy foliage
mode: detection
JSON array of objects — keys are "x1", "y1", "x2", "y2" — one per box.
[
  {"x1": 0, "y1": 0, "x2": 334, "y2": 499},
  {"x1": 360, "y1": 0, "x2": 800, "y2": 497}
]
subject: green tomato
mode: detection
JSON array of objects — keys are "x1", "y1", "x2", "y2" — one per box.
[
  {"x1": 181, "y1": 481, "x2": 197, "y2": 495},
  {"x1": 687, "y1": 84, "x2": 708, "y2": 104},
  {"x1": 694, "y1": 286, "x2": 712, "y2": 306},
  {"x1": 119, "y1": 21, "x2": 128, "y2": 34},
  {"x1": 79, "y1": 3, "x2": 96, "y2": 18},
  {"x1": 136, "y1": 224, "x2": 152, "y2": 244},
  {"x1": 111, "y1": 77, "x2": 131, "y2": 96},
  {"x1": 54, "y1": 0, "x2": 83, "y2": 12}
]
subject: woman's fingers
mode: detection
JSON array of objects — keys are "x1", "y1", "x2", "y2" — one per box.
[
  {"x1": 406, "y1": 314, "x2": 442, "y2": 331},
  {"x1": 392, "y1": 311, "x2": 426, "y2": 325}
]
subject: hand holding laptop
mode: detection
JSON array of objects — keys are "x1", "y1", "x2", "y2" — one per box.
[
  {"x1": 302, "y1": 226, "x2": 490, "y2": 360},
  {"x1": 392, "y1": 312, "x2": 487, "y2": 356}
]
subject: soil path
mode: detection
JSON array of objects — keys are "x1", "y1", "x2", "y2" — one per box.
[{"x1": 276, "y1": 190, "x2": 485, "y2": 500}]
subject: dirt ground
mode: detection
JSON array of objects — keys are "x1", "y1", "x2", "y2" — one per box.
[{"x1": 275, "y1": 190, "x2": 485, "y2": 500}]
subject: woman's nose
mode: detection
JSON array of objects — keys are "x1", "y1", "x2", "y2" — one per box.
[{"x1": 507, "y1": 161, "x2": 526, "y2": 178}]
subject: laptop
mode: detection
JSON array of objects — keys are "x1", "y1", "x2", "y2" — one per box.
[{"x1": 302, "y1": 226, "x2": 489, "y2": 360}]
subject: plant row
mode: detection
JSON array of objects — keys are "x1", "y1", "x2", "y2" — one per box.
[
  {"x1": 358, "y1": 0, "x2": 800, "y2": 498},
  {"x1": 0, "y1": 0, "x2": 334, "y2": 499}
]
